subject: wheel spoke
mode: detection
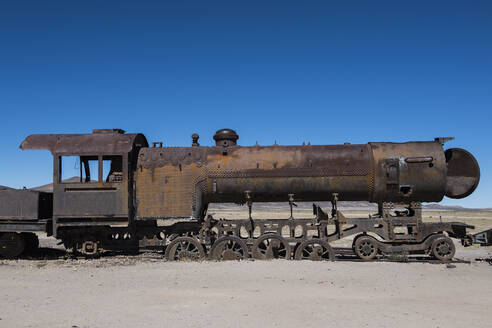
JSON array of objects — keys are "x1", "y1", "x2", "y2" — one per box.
[
  {"x1": 295, "y1": 239, "x2": 332, "y2": 261},
  {"x1": 430, "y1": 236, "x2": 455, "y2": 261},
  {"x1": 252, "y1": 234, "x2": 290, "y2": 260},
  {"x1": 211, "y1": 236, "x2": 248, "y2": 261},
  {"x1": 165, "y1": 237, "x2": 205, "y2": 261}
]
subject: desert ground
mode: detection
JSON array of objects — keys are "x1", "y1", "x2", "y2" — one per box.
[{"x1": 1, "y1": 208, "x2": 491, "y2": 328}]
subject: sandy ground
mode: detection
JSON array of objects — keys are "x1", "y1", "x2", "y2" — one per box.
[
  {"x1": 0, "y1": 243, "x2": 491, "y2": 328},
  {"x1": 1, "y1": 208, "x2": 491, "y2": 328}
]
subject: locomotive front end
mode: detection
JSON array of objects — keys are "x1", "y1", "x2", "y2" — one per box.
[{"x1": 369, "y1": 140, "x2": 480, "y2": 204}]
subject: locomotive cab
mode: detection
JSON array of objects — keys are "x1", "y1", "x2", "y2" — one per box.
[{"x1": 20, "y1": 129, "x2": 148, "y2": 237}]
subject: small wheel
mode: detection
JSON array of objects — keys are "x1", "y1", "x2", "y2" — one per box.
[
  {"x1": 252, "y1": 234, "x2": 291, "y2": 260},
  {"x1": 431, "y1": 236, "x2": 455, "y2": 261},
  {"x1": 21, "y1": 233, "x2": 39, "y2": 252},
  {"x1": 0, "y1": 233, "x2": 26, "y2": 258},
  {"x1": 353, "y1": 235, "x2": 379, "y2": 261},
  {"x1": 294, "y1": 239, "x2": 334, "y2": 261},
  {"x1": 210, "y1": 236, "x2": 249, "y2": 261},
  {"x1": 165, "y1": 236, "x2": 205, "y2": 261}
]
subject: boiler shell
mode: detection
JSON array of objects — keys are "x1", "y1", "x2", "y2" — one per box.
[{"x1": 135, "y1": 140, "x2": 447, "y2": 219}]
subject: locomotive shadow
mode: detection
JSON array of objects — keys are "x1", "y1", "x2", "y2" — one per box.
[
  {"x1": 334, "y1": 254, "x2": 469, "y2": 264},
  {"x1": 15, "y1": 248, "x2": 146, "y2": 261},
  {"x1": 17, "y1": 247, "x2": 67, "y2": 260}
]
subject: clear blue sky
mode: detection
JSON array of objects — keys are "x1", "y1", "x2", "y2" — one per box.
[{"x1": 1, "y1": 1, "x2": 490, "y2": 207}]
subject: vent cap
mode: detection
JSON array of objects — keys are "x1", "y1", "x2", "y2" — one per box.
[{"x1": 213, "y1": 129, "x2": 239, "y2": 147}]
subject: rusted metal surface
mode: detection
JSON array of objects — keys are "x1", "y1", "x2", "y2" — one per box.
[
  {"x1": 164, "y1": 236, "x2": 205, "y2": 261},
  {"x1": 370, "y1": 142, "x2": 447, "y2": 203},
  {"x1": 213, "y1": 128, "x2": 239, "y2": 146},
  {"x1": 0, "y1": 189, "x2": 52, "y2": 221},
  {"x1": 473, "y1": 229, "x2": 492, "y2": 246},
  {"x1": 135, "y1": 161, "x2": 206, "y2": 218},
  {"x1": 0, "y1": 222, "x2": 47, "y2": 232},
  {"x1": 20, "y1": 129, "x2": 147, "y2": 155}
]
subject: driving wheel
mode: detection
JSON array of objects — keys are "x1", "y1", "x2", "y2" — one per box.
[
  {"x1": 294, "y1": 239, "x2": 334, "y2": 261},
  {"x1": 252, "y1": 234, "x2": 291, "y2": 260},
  {"x1": 165, "y1": 236, "x2": 205, "y2": 261},
  {"x1": 210, "y1": 236, "x2": 249, "y2": 261}
]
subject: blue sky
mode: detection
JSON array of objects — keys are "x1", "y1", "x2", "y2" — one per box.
[{"x1": 0, "y1": 1, "x2": 490, "y2": 207}]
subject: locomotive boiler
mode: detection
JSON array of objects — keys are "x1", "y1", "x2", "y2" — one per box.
[
  {"x1": 0, "y1": 128, "x2": 483, "y2": 261},
  {"x1": 136, "y1": 129, "x2": 479, "y2": 221}
]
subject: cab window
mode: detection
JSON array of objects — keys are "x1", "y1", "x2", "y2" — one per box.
[
  {"x1": 59, "y1": 156, "x2": 83, "y2": 183},
  {"x1": 81, "y1": 156, "x2": 98, "y2": 183},
  {"x1": 103, "y1": 155, "x2": 123, "y2": 182},
  {"x1": 59, "y1": 155, "x2": 123, "y2": 183}
]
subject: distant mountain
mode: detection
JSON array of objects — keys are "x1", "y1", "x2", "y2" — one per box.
[
  {"x1": 31, "y1": 177, "x2": 90, "y2": 192},
  {"x1": 423, "y1": 203, "x2": 467, "y2": 211},
  {"x1": 210, "y1": 201, "x2": 378, "y2": 211},
  {"x1": 209, "y1": 201, "x2": 489, "y2": 211}
]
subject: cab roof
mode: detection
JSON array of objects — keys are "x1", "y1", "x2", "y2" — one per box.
[{"x1": 20, "y1": 129, "x2": 148, "y2": 155}]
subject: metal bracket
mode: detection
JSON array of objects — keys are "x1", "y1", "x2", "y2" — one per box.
[
  {"x1": 331, "y1": 193, "x2": 338, "y2": 218},
  {"x1": 288, "y1": 194, "x2": 297, "y2": 220},
  {"x1": 245, "y1": 190, "x2": 253, "y2": 220},
  {"x1": 244, "y1": 191, "x2": 254, "y2": 237}
]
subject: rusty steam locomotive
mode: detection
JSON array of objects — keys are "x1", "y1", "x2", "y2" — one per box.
[{"x1": 0, "y1": 128, "x2": 483, "y2": 261}]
